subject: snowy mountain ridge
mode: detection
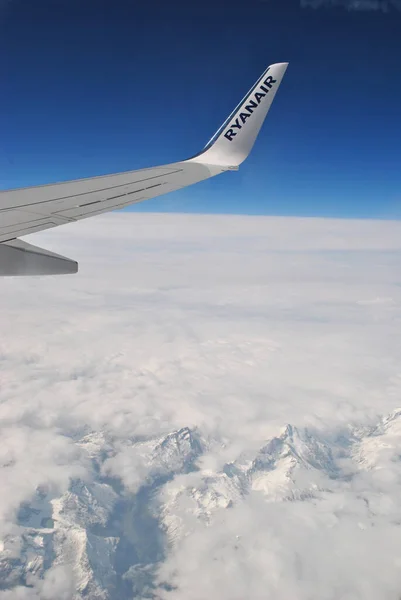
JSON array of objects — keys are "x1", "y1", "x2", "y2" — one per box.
[{"x1": 2, "y1": 410, "x2": 401, "y2": 598}]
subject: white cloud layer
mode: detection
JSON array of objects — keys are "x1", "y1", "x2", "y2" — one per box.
[{"x1": 1, "y1": 213, "x2": 401, "y2": 598}]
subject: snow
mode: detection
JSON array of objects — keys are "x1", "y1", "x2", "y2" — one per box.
[{"x1": 2, "y1": 415, "x2": 400, "y2": 597}]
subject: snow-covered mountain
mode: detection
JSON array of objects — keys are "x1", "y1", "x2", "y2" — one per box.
[{"x1": 2, "y1": 412, "x2": 401, "y2": 598}]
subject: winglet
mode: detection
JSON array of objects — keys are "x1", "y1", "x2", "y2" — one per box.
[{"x1": 189, "y1": 62, "x2": 288, "y2": 168}]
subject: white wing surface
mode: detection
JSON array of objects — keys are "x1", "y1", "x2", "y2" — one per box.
[{"x1": 0, "y1": 62, "x2": 288, "y2": 275}]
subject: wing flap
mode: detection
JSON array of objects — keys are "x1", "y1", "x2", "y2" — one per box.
[{"x1": 0, "y1": 239, "x2": 78, "y2": 276}]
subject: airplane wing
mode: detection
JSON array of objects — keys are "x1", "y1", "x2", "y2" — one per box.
[{"x1": 0, "y1": 62, "x2": 288, "y2": 276}]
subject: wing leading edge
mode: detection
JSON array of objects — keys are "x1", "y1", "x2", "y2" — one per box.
[{"x1": 0, "y1": 62, "x2": 288, "y2": 276}]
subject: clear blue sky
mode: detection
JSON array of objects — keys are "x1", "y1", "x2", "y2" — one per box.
[{"x1": 1, "y1": 0, "x2": 400, "y2": 218}]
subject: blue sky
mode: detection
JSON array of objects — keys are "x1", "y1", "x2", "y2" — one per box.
[{"x1": 1, "y1": 0, "x2": 400, "y2": 218}]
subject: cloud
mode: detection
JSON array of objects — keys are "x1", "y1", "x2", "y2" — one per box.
[
  {"x1": 155, "y1": 416, "x2": 401, "y2": 599},
  {"x1": 155, "y1": 490, "x2": 401, "y2": 600},
  {"x1": 1, "y1": 213, "x2": 401, "y2": 597},
  {"x1": 0, "y1": 565, "x2": 75, "y2": 599},
  {"x1": 301, "y1": 0, "x2": 401, "y2": 11}
]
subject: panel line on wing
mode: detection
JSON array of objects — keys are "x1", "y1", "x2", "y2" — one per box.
[
  {"x1": 0, "y1": 213, "x2": 53, "y2": 232},
  {"x1": 0, "y1": 169, "x2": 183, "y2": 212},
  {"x1": 63, "y1": 183, "x2": 166, "y2": 213},
  {"x1": 65, "y1": 197, "x2": 147, "y2": 219},
  {"x1": 78, "y1": 200, "x2": 101, "y2": 207},
  {"x1": 0, "y1": 222, "x2": 60, "y2": 242}
]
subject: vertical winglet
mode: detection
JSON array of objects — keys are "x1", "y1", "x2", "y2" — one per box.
[{"x1": 189, "y1": 62, "x2": 288, "y2": 168}]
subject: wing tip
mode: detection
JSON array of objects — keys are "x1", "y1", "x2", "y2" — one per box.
[{"x1": 189, "y1": 60, "x2": 289, "y2": 167}]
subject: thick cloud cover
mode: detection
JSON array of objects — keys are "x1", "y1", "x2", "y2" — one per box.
[{"x1": 2, "y1": 213, "x2": 401, "y2": 598}]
